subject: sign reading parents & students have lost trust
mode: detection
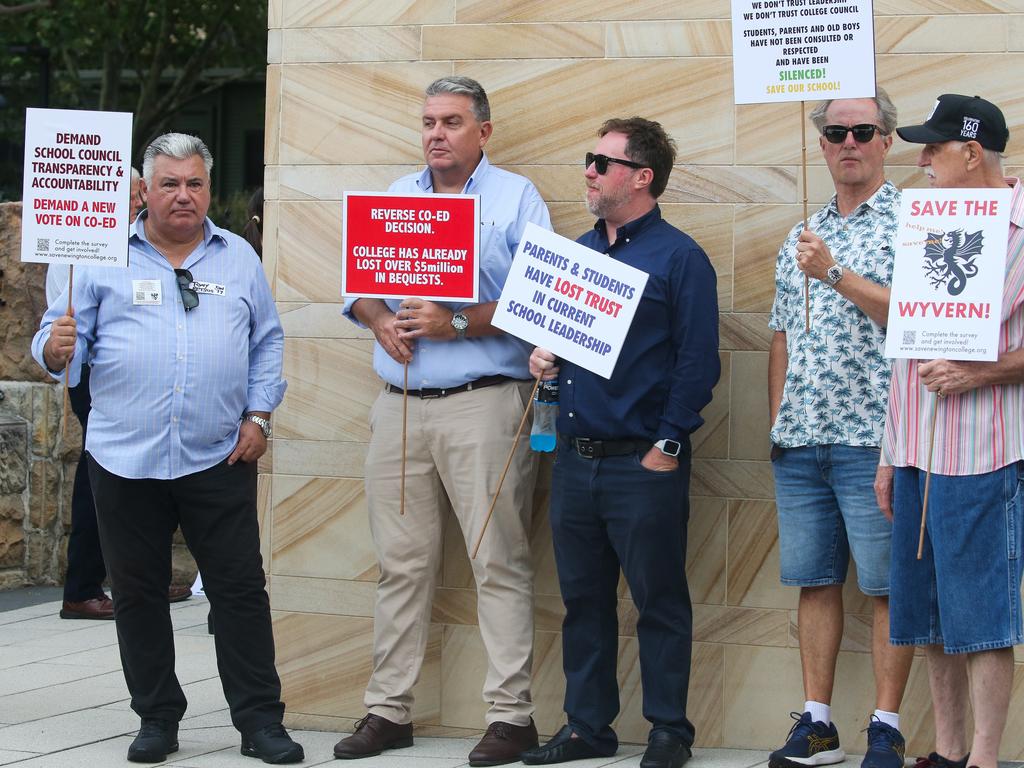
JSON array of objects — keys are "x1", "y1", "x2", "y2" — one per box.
[
  {"x1": 885, "y1": 188, "x2": 1012, "y2": 362},
  {"x1": 21, "y1": 108, "x2": 133, "y2": 268},
  {"x1": 731, "y1": 0, "x2": 875, "y2": 104},
  {"x1": 343, "y1": 191, "x2": 479, "y2": 302},
  {"x1": 493, "y1": 223, "x2": 648, "y2": 380}
]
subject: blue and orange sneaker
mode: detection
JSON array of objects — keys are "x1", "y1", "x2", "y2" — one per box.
[
  {"x1": 861, "y1": 716, "x2": 906, "y2": 768},
  {"x1": 769, "y1": 711, "x2": 845, "y2": 768}
]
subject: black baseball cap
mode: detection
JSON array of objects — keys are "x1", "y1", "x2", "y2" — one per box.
[{"x1": 896, "y1": 94, "x2": 1008, "y2": 152}]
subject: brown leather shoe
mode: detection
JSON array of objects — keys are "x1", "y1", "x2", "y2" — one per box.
[
  {"x1": 333, "y1": 713, "x2": 413, "y2": 759},
  {"x1": 168, "y1": 584, "x2": 192, "y2": 603},
  {"x1": 60, "y1": 596, "x2": 114, "y2": 620},
  {"x1": 469, "y1": 718, "x2": 539, "y2": 766}
]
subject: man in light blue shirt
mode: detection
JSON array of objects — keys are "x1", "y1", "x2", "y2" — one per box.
[
  {"x1": 334, "y1": 76, "x2": 551, "y2": 767},
  {"x1": 33, "y1": 133, "x2": 303, "y2": 765}
]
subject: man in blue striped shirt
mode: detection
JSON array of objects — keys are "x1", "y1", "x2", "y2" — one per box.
[{"x1": 33, "y1": 133, "x2": 303, "y2": 765}]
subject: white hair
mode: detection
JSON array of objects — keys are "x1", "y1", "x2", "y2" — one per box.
[{"x1": 142, "y1": 133, "x2": 213, "y2": 184}]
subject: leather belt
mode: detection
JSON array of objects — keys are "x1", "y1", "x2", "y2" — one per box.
[
  {"x1": 570, "y1": 437, "x2": 652, "y2": 459},
  {"x1": 384, "y1": 374, "x2": 515, "y2": 399}
]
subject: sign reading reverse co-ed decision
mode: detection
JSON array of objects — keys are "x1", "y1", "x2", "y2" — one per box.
[
  {"x1": 21, "y1": 108, "x2": 133, "y2": 269},
  {"x1": 493, "y1": 223, "x2": 649, "y2": 380},
  {"x1": 731, "y1": 0, "x2": 876, "y2": 104},
  {"x1": 342, "y1": 191, "x2": 480, "y2": 303},
  {"x1": 885, "y1": 187, "x2": 1012, "y2": 362}
]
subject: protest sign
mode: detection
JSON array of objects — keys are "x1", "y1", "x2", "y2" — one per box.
[
  {"x1": 885, "y1": 187, "x2": 1011, "y2": 362},
  {"x1": 492, "y1": 223, "x2": 648, "y2": 379},
  {"x1": 731, "y1": 0, "x2": 876, "y2": 104},
  {"x1": 342, "y1": 191, "x2": 479, "y2": 302},
  {"x1": 21, "y1": 108, "x2": 133, "y2": 268}
]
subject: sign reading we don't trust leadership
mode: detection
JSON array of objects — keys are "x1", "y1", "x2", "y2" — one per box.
[{"x1": 342, "y1": 192, "x2": 480, "y2": 302}]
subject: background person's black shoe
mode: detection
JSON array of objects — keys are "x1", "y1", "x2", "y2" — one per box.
[
  {"x1": 641, "y1": 731, "x2": 692, "y2": 768},
  {"x1": 127, "y1": 718, "x2": 178, "y2": 763},
  {"x1": 241, "y1": 722, "x2": 304, "y2": 764},
  {"x1": 520, "y1": 725, "x2": 608, "y2": 765}
]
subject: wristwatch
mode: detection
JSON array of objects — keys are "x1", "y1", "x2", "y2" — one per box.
[
  {"x1": 825, "y1": 264, "x2": 845, "y2": 286},
  {"x1": 654, "y1": 438, "x2": 682, "y2": 457},
  {"x1": 451, "y1": 311, "x2": 469, "y2": 340},
  {"x1": 245, "y1": 413, "x2": 272, "y2": 439}
]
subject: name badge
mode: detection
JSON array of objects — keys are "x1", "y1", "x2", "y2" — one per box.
[
  {"x1": 192, "y1": 280, "x2": 226, "y2": 296},
  {"x1": 132, "y1": 279, "x2": 162, "y2": 305}
]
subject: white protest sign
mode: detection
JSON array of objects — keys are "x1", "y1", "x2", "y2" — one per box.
[
  {"x1": 885, "y1": 188, "x2": 1011, "y2": 362},
  {"x1": 21, "y1": 108, "x2": 133, "y2": 269},
  {"x1": 493, "y1": 223, "x2": 648, "y2": 379},
  {"x1": 731, "y1": 0, "x2": 875, "y2": 104}
]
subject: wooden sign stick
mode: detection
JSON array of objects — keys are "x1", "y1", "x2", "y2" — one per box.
[
  {"x1": 917, "y1": 392, "x2": 941, "y2": 560},
  {"x1": 400, "y1": 361, "x2": 409, "y2": 515},
  {"x1": 801, "y1": 100, "x2": 811, "y2": 333},
  {"x1": 471, "y1": 376, "x2": 542, "y2": 560},
  {"x1": 61, "y1": 264, "x2": 74, "y2": 440}
]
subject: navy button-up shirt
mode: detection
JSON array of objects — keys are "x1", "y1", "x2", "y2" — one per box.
[{"x1": 557, "y1": 205, "x2": 720, "y2": 442}]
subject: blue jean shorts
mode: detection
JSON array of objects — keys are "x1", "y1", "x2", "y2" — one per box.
[
  {"x1": 772, "y1": 444, "x2": 892, "y2": 595},
  {"x1": 890, "y1": 462, "x2": 1024, "y2": 654}
]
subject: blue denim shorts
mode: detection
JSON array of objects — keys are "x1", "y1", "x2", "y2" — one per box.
[
  {"x1": 890, "y1": 462, "x2": 1024, "y2": 654},
  {"x1": 772, "y1": 444, "x2": 892, "y2": 595}
]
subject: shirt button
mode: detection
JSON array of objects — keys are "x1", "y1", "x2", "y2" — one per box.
[
  {"x1": 568, "y1": 412, "x2": 575, "y2": 418},
  {"x1": 175, "y1": 386, "x2": 182, "y2": 393},
  {"x1": 566, "y1": 379, "x2": 572, "y2": 385},
  {"x1": 172, "y1": 416, "x2": 179, "y2": 423},
  {"x1": 177, "y1": 354, "x2": 184, "y2": 360},
  {"x1": 177, "y1": 324, "x2": 183, "y2": 330}
]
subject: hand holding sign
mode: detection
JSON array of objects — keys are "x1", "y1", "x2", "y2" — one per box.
[
  {"x1": 43, "y1": 312, "x2": 77, "y2": 372},
  {"x1": 396, "y1": 297, "x2": 461, "y2": 341}
]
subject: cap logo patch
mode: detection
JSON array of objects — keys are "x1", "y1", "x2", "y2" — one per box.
[{"x1": 961, "y1": 116, "x2": 980, "y2": 139}]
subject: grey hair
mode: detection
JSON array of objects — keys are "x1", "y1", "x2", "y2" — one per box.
[
  {"x1": 142, "y1": 133, "x2": 214, "y2": 184},
  {"x1": 809, "y1": 86, "x2": 898, "y2": 135},
  {"x1": 424, "y1": 76, "x2": 491, "y2": 123},
  {"x1": 131, "y1": 167, "x2": 141, "y2": 183}
]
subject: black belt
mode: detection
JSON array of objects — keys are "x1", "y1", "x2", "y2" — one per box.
[
  {"x1": 384, "y1": 374, "x2": 517, "y2": 399},
  {"x1": 570, "y1": 437, "x2": 652, "y2": 459}
]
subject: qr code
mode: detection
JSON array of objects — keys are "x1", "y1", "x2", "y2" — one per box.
[
  {"x1": 36, "y1": 238, "x2": 49, "y2": 252},
  {"x1": 134, "y1": 291, "x2": 145, "y2": 302},
  {"x1": 902, "y1": 330, "x2": 916, "y2": 345}
]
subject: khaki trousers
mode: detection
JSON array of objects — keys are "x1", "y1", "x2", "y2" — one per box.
[{"x1": 363, "y1": 380, "x2": 538, "y2": 726}]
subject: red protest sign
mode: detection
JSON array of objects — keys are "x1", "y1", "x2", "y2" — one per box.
[{"x1": 342, "y1": 192, "x2": 480, "y2": 302}]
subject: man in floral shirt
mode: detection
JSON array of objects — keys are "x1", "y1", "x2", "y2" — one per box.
[{"x1": 766, "y1": 89, "x2": 914, "y2": 768}]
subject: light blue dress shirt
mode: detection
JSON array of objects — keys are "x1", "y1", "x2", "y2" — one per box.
[
  {"x1": 342, "y1": 153, "x2": 551, "y2": 389},
  {"x1": 32, "y1": 215, "x2": 286, "y2": 480}
]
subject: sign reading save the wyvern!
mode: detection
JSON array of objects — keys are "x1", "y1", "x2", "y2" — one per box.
[
  {"x1": 342, "y1": 191, "x2": 479, "y2": 302},
  {"x1": 492, "y1": 223, "x2": 648, "y2": 379},
  {"x1": 885, "y1": 187, "x2": 1011, "y2": 362},
  {"x1": 731, "y1": 0, "x2": 875, "y2": 104}
]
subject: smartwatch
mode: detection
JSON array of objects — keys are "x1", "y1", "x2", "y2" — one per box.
[
  {"x1": 654, "y1": 438, "x2": 682, "y2": 457},
  {"x1": 451, "y1": 311, "x2": 469, "y2": 340}
]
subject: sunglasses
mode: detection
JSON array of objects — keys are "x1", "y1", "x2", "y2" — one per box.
[
  {"x1": 821, "y1": 124, "x2": 887, "y2": 144},
  {"x1": 585, "y1": 152, "x2": 644, "y2": 174},
  {"x1": 174, "y1": 268, "x2": 199, "y2": 312}
]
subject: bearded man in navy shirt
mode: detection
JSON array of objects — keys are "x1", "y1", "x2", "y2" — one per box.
[{"x1": 522, "y1": 117, "x2": 719, "y2": 768}]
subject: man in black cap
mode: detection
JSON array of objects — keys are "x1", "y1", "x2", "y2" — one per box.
[{"x1": 877, "y1": 94, "x2": 1024, "y2": 768}]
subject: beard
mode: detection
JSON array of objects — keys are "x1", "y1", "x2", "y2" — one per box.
[{"x1": 585, "y1": 182, "x2": 631, "y2": 219}]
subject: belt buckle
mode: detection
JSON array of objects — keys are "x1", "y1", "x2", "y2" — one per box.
[
  {"x1": 420, "y1": 390, "x2": 442, "y2": 399},
  {"x1": 575, "y1": 439, "x2": 596, "y2": 459}
]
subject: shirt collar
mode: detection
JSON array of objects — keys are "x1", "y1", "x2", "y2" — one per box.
[
  {"x1": 824, "y1": 179, "x2": 897, "y2": 219},
  {"x1": 131, "y1": 212, "x2": 228, "y2": 249},
  {"x1": 415, "y1": 152, "x2": 490, "y2": 194},
  {"x1": 592, "y1": 204, "x2": 663, "y2": 245}
]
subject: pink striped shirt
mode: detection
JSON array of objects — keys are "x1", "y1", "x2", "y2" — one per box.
[{"x1": 883, "y1": 178, "x2": 1024, "y2": 475}]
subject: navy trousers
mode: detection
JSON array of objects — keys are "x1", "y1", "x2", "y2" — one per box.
[
  {"x1": 548, "y1": 439, "x2": 695, "y2": 754},
  {"x1": 63, "y1": 365, "x2": 108, "y2": 602}
]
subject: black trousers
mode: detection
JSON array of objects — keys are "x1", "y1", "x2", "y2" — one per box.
[
  {"x1": 87, "y1": 454, "x2": 284, "y2": 732},
  {"x1": 64, "y1": 365, "x2": 107, "y2": 601}
]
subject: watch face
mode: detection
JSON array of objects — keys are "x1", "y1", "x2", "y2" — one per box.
[{"x1": 452, "y1": 313, "x2": 469, "y2": 330}]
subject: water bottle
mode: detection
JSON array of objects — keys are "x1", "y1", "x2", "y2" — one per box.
[{"x1": 530, "y1": 379, "x2": 559, "y2": 452}]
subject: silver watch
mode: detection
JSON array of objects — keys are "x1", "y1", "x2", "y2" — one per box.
[
  {"x1": 825, "y1": 264, "x2": 845, "y2": 286},
  {"x1": 451, "y1": 311, "x2": 469, "y2": 340},
  {"x1": 245, "y1": 414, "x2": 272, "y2": 439}
]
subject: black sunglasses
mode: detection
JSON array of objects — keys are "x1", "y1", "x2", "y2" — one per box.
[
  {"x1": 174, "y1": 268, "x2": 199, "y2": 312},
  {"x1": 821, "y1": 124, "x2": 887, "y2": 144},
  {"x1": 585, "y1": 152, "x2": 644, "y2": 174}
]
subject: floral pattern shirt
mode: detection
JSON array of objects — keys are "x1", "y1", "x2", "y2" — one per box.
[{"x1": 769, "y1": 181, "x2": 899, "y2": 447}]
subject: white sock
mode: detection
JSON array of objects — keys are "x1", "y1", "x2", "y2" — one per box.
[
  {"x1": 873, "y1": 709, "x2": 899, "y2": 730},
  {"x1": 805, "y1": 701, "x2": 831, "y2": 725}
]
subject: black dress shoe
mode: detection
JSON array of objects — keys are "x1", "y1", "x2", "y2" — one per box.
[
  {"x1": 127, "y1": 718, "x2": 178, "y2": 763},
  {"x1": 641, "y1": 731, "x2": 692, "y2": 768},
  {"x1": 333, "y1": 713, "x2": 413, "y2": 759},
  {"x1": 469, "y1": 718, "x2": 539, "y2": 766},
  {"x1": 520, "y1": 725, "x2": 609, "y2": 765},
  {"x1": 240, "y1": 722, "x2": 304, "y2": 763}
]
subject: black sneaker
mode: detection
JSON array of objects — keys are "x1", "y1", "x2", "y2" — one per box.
[
  {"x1": 861, "y1": 717, "x2": 905, "y2": 768},
  {"x1": 127, "y1": 718, "x2": 179, "y2": 763},
  {"x1": 240, "y1": 722, "x2": 304, "y2": 764},
  {"x1": 769, "y1": 711, "x2": 845, "y2": 768},
  {"x1": 913, "y1": 753, "x2": 969, "y2": 768}
]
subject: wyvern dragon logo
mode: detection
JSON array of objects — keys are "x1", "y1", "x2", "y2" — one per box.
[{"x1": 923, "y1": 229, "x2": 983, "y2": 296}]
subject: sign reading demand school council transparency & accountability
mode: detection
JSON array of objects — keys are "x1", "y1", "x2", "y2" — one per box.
[
  {"x1": 493, "y1": 224, "x2": 648, "y2": 379},
  {"x1": 21, "y1": 108, "x2": 133, "y2": 268},
  {"x1": 731, "y1": 0, "x2": 875, "y2": 104}
]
